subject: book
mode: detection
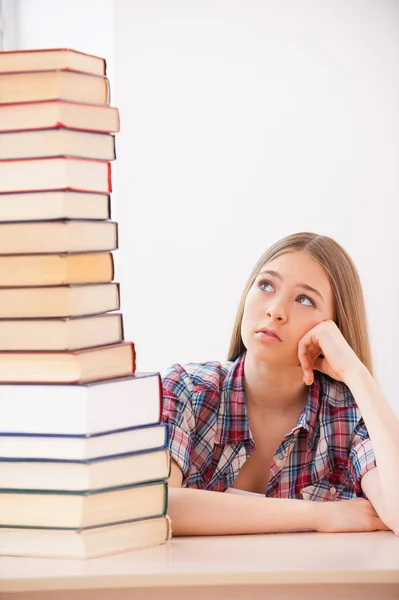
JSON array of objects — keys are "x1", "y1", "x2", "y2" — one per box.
[
  {"x1": 0, "y1": 190, "x2": 110, "y2": 221},
  {"x1": 0, "y1": 100, "x2": 119, "y2": 133},
  {"x1": 0, "y1": 282, "x2": 120, "y2": 318},
  {"x1": 0, "y1": 423, "x2": 168, "y2": 461},
  {"x1": 0, "y1": 372, "x2": 162, "y2": 435},
  {"x1": 0, "y1": 70, "x2": 110, "y2": 105},
  {"x1": 0, "y1": 48, "x2": 106, "y2": 76},
  {"x1": 0, "y1": 481, "x2": 168, "y2": 528},
  {"x1": 0, "y1": 341, "x2": 135, "y2": 384},
  {"x1": 0, "y1": 128, "x2": 116, "y2": 161},
  {"x1": 0, "y1": 220, "x2": 117, "y2": 254},
  {"x1": 0, "y1": 516, "x2": 172, "y2": 559},
  {"x1": 0, "y1": 449, "x2": 171, "y2": 492},
  {"x1": 0, "y1": 253, "x2": 114, "y2": 286},
  {"x1": 0, "y1": 157, "x2": 111, "y2": 194},
  {"x1": 0, "y1": 313, "x2": 123, "y2": 351}
]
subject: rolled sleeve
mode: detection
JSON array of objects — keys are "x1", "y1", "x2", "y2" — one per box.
[
  {"x1": 161, "y1": 363, "x2": 196, "y2": 484},
  {"x1": 348, "y1": 418, "x2": 377, "y2": 498}
]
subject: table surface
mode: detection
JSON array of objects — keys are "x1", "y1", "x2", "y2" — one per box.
[{"x1": 1, "y1": 531, "x2": 399, "y2": 593}]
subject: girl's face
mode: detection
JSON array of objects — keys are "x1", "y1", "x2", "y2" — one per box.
[{"x1": 241, "y1": 251, "x2": 335, "y2": 365}]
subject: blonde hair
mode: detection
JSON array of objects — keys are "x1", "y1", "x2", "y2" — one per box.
[{"x1": 227, "y1": 232, "x2": 373, "y2": 375}]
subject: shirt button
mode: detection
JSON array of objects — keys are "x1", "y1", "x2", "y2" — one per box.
[{"x1": 330, "y1": 486, "x2": 337, "y2": 495}]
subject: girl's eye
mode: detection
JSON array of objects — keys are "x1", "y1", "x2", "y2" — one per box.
[
  {"x1": 258, "y1": 279, "x2": 273, "y2": 292},
  {"x1": 297, "y1": 295, "x2": 315, "y2": 307},
  {"x1": 258, "y1": 279, "x2": 316, "y2": 308}
]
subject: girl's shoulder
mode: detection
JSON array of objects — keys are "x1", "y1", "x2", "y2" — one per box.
[{"x1": 162, "y1": 358, "x2": 235, "y2": 395}]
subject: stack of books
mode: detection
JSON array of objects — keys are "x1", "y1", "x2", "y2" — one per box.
[{"x1": 0, "y1": 48, "x2": 171, "y2": 559}]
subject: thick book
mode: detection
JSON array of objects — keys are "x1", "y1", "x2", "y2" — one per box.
[
  {"x1": 0, "y1": 448, "x2": 171, "y2": 492},
  {"x1": 0, "y1": 481, "x2": 168, "y2": 529},
  {"x1": 0, "y1": 157, "x2": 112, "y2": 194},
  {"x1": 0, "y1": 515, "x2": 172, "y2": 559},
  {"x1": 0, "y1": 48, "x2": 106, "y2": 76},
  {"x1": 0, "y1": 282, "x2": 120, "y2": 318},
  {"x1": 0, "y1": 70, "x2": 110, "y2": 105},
  {"x1": 0, "y1": 372, "x2": 162, "y2": 435},
  {"x1": 0, "y1": 190, "x2": 111, "y2": 221},
  {"x1": 0, "y1": 423, "x2": 168, "y2": 461},
  {"x1": 0, "y1": 313, "x2": 123, "y2": 351},
  {"x1": 0, "y1": 220, "x2": 117, "y2": 254},
  {"x1": 0, "y1": 253, "x2": 114, "y2": 287},
  {"x1": 0, "y1": 100, "x2": 119, "y2": 133},
  {"x1": 0, "y1": 342, "x2": 135, "y2": 384},
  {"x1": 0, "y1": 128, "x2": 116, "y2": 161}
]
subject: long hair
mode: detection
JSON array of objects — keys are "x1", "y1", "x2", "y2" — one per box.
[{"x1": 227, "y1": 232, "x2": 373, "y2": 375}]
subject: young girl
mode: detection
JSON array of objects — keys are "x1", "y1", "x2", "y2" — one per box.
[{"x1": 162, "y1": 232, "x2": 399, "y2": 536}]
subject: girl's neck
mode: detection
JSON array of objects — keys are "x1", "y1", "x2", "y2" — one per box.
[{"x1": 243, "y1": 352, "x2": 309, "y2": 415}]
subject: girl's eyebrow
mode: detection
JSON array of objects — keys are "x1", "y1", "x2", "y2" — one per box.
[{"x1": 258, "y1": 269, "x2": 324, "y2": 302}]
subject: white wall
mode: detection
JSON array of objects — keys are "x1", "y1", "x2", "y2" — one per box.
[
  {"x1": 14, "y1": 0, "x2": 114, "y2": 81},
  {"x1": 13, "y1": 0, "x2": 399, "y2": 413}
]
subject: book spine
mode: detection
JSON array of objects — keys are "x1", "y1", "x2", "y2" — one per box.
[
  {"x1": 157, "y1": 374, "x2": 162, "y2": 423},
  {"x1": 114, "y1": 221, "x2": 119, "y2": 250},
  {"x1": 110, "y1": 253, "x2": 115, "y2": 281},
  {"x1": 113, "y1": 135, "x2": 116, "y2": 160},
  {"x1": 115, "y1": 282, "x2": 121, "y2": 311},
  {"x1": 119, "y1": 314, "x2": 125, "y2": 341},
  {"x1": 107, "y1": 163, "x2": 112, "y2": 192},
  {"x1": 105, "y1": 77, "x2": 111, "y2": 105},
  {"x1": 132, "y1": 342, "x2": 136, "y2": 374}
]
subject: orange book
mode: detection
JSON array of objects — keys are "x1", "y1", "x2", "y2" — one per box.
[{"x1": 0, "y1": 253, "x2": 114, "y2": 287}]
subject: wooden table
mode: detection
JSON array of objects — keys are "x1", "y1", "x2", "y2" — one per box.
[{"x1": 1, "y1": 531, "x2": 399, "y2": 600}]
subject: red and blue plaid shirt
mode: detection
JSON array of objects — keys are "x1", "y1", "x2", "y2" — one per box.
[{"x1": 161, "y1": 352, "x2": 376, "y2": 501}]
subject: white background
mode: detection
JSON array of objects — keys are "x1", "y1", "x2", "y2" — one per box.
[{"x1": 7, "y1": 0, "x2": 399, "y2": 413}]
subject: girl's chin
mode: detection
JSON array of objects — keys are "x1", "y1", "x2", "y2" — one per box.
[{"x1": 247, "y1": 347, "x2": 298, "y2": 365}]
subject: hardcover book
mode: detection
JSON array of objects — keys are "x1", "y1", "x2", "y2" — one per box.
[
  {"x1": 0, "y1": 100, "x2": 119, "y2": 133},
  {"x1": 0, "y1": 373, "x2": 162, "y2": 435},
  {"x1": 0, "y1": 48, "x2": 107, "y2": 76}
]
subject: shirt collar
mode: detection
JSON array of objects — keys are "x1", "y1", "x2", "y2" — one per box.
[{"x1": 215, "y1": 352, "x2": 357, "y2": 448}]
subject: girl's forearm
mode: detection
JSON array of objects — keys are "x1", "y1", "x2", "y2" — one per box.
[
  {"x1": 346, "y1": 366, "x2": 399, "y2": 533},
  {"x1": 168, "y1": 487, "x2": 320, "y2": 536}
]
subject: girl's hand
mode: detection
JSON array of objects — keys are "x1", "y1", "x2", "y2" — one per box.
[
  {"x1": 315, "y1": 497, "x2": 391, "y2": 534},
  {"x1": 297, "y1": 320, "x2": 365, "y2": 386}
]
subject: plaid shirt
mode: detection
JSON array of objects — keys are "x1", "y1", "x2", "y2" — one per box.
[{"x1": 161, "y1": 352, "x2": 376, "y2": 500}]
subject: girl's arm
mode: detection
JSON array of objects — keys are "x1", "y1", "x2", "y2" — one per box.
[
  {"x1": 345, "y1": 366, "x2": 399, "y2": 535},
  {"x1": 297, "y1": 319, "x2": 399, "y2": 534},
  {"x1": 167, "y1": 461, "x2": 389, "y2": 536}
]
